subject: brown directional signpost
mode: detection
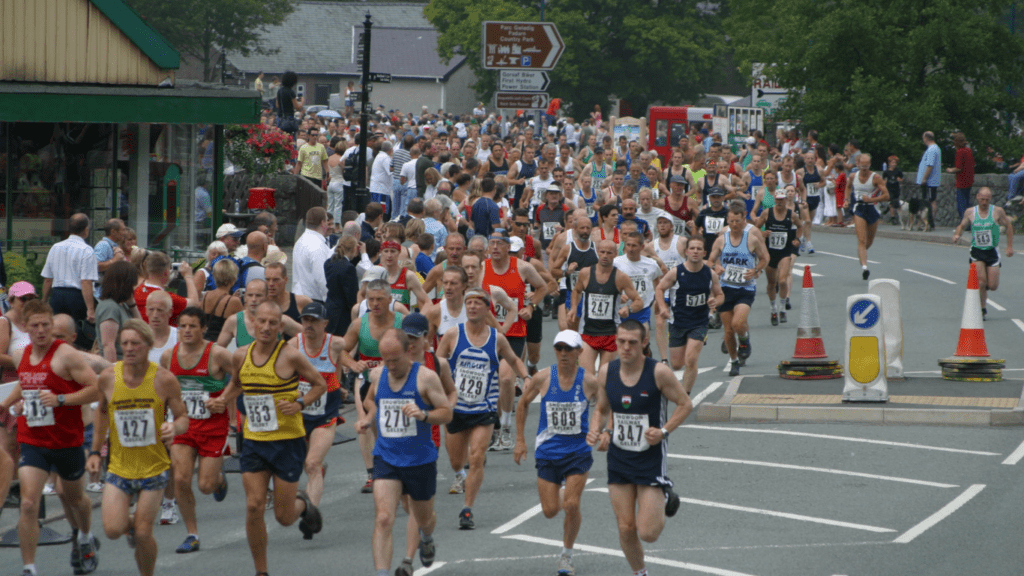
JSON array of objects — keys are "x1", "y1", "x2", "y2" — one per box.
[{"x1": 483, "y1": 21, "x2": 564, "y2": 132}]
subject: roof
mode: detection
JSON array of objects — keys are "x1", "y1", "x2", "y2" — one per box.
[
  {"x1": 90, "y1": 0, "x2": 180, "y2": 69},
  {"x1": 227, "y1": 2, "x2": 463, "y2": 80}
]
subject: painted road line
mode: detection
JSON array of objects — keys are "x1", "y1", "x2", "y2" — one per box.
[
  {"x1": 904, "y1": 269, "x2": 956, "y2": 285},
  {"x1": 584, "y1": 488, "x2": 893, "y2": 533},
  {"x1": 892, "y1": 484, "x2": 986, "y2": 544},
  {"x1": 491, "y1": 478, "x2": 594, "y2": 534},
  {"x1": 680, "y1": 425, "x2": 1001, "y2": 456},
  {"x1": 792, "y1": 269, "x2": 823, "y2": 277},
  {"x1": 1001, "y1": 438, "x2": 1024, "y2": 465},
  {"x1": 677, "y1": 366, "x2": 719, "y2": 380},
  {"x1": 1012, "y1": 319, "x2": 1024, "y2": 335},
  {"x1": 728, "y1": 393, "x2": 1018, "y2": 408},
  {"x1": 692, "y1": 381, "x2": 725, "y2": 407},
  {"x1": 667, "y1": 454, "x2": 958, "y2": 488},
  {"x1": 987, "y1": 300, "x2": 1006, "y2": 312},
  {"x1": 413, "y1": 562, "x2": 447, "y2": 575},
  {"x1": 816, "y1": 250, "x2": 879, "y2": 264},
  {"x1": 503, "y1": 534, "x2": 759, "y2": 576}
]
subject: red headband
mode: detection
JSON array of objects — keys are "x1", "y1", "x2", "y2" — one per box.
[{"x1": 381, "y1": 240, "x2": 401, "y2": 252}]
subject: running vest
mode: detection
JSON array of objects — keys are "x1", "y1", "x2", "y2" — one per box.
[
  {"x1": 663, "y1": 194, "x2": 693, "y2": 237},
  {"x1": 702, "y1": 173, "x2": 721, "y2": 204},
  {"x1": 284, "y1": 293, "x2": 302, "y2": 324},
  {"x1": 108, "y1": 362, "x2": 169, "y2": 479},
  {"x1": 803, "y1": 165, "x2": 822, "y2": 196},
  {"x1": 606, "y1": 358, "x2": 668, "y2": 467},
  {"x1": 537, "y1": 205, "x2": 567, "y2": 250},
  {"x1": 373, "y1": 363, "x2": 436, "y2": 466},
  {"x1": 557, "y1": 156, "x2": 576, "y2": 178},
  {"x1": 235, "y1": 311, "x2": 254, "y2": 348},
  {"x1": 488, "y1": 157, "x2": 509, "y2": 176},
  {"x1": 390, "y1": 268, "x2": 411, "y2": 307},
  {"x1": 673, "y1": 263, "x2": 713, "y2": 328},
  {"x1": 297, "y1": 333, "x2": 340, "y2": 393},
  {"x1": 851, "y1": 170, "x2": 880, "y2": 214},
  {"x1": 582, "y1": 265, "x2": 619, "y2": 336},
  {"x1": 589, "y1": 160, "x2": 610, "y2": 190},
  {"x1": 697, "y1": 206, "x2": 728, "y2": 252},
  {"x1": 971, "y1": 207, "x2": 999, "y2": 250},
  {"x1": 437, "y1": 298, "x2": 468, "y2": 341},
  {"x1": 147, "y1": 329, "x2": 178, "y2": 365},
  {"x1": 448, "y1": 324, "x2": 500, "y2": 415},
  {"x1": 239, "y1": 340, "x2": 303, "y2": 442},
  {"x1": 745, "y1": 170, "x2": 763, "y2": 213},
  {"x1": 720, "y1": 227, "x2": 758, "y2": 291},
  {"x1": 777, "y1": 170, "x2": 797, "y2": 190},
  {"x1": 565, "y1": 239, "x2": 598, "y2": 296},
  {"x1": 613, "y1": 255, "x2": 660, "y2": 309},
  {"x1": 17, "y1": 339, "x2": 84, "y2": 449},
  {"x1": 535, "y1": 365, "x2": 590, "y2": 460},
  {"x1": 170, "y1": 342, "x2": 228, "y2": 421},
  {"x1": 483, "y1": 258, "x2": 527, "y2": 338},
  {"x1": 358, "y1": 313, "x2": 405, "y2": 378},
  {"x1": 765, "y1": 208, "x2": 794, "y2": 253},
  {"x1": 514, "y1": 159, "x2": 537, "y2": 205}
]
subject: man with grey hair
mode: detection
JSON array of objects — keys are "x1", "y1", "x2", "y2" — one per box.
[
  {"x1": 370, "y1": 139, "x2": 395, "y2": 219},
  {"x1": 423, "y1": 199, "x2": 448, "y2": 251}
]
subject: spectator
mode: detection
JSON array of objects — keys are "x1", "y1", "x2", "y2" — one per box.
[
  {"x1": 1006, "y1": 152, "x2": 1024, "y2": 206},
  {"x1": 294, "y1": 126, "x2": 330, "y2": 188},
  {"x1": 292, "y1": 206, "x2": 332, "y2": 303},
  {"x1": 241, "y1": 230, "x2": 269, "y2": 284},
  {"x1": 416, "y1": 140, "x2": 437, "y2": 198},
  {"x1": 370, "y1": 140, "x2": 394, "y2": 218},
  {"x1": 95, "y1": 261, "x2": 140, "y2": 362},
  {"x1": 326, "y1": 140, "x2": 347, "y2": 220},
  {"x1": 194, "y1": 241, "x2": 230, "y2": 293},
  {"x1": 916, "y1": 131, "x2": 941, "y2": 230},
  {"x1": 41, "y1": 213, "x2": 99, "y2": 346},
  {"x1": 201, "y1": 258, "x2": 244, "y2": 342},
  {"x1": 0, "y1": 281, "x2": 37, "y2": 381},
  {"x1": 947, "y1": 132, "x2": 975, "y2": 220},
  {"x1": 414, "y1": 233, "x2": 436, "y2": 273},
  {"x1": 215, "y1": 223, "x2": 245, "y2": 256},
  {"x1": 93, "y1": 217, "x2": 126, "y2": 299},
  {"x1": 119, "y1": 226, "x2": 137, "y2": 257},
  {"x1": 324, "y1": 237, "x2": 360, "y2": 336},
  {"x1": 361, "y1": 202, "x2": 384, "y2": 242},
  {"x1": 392, "y1": 135, "x2": 414, "y2": 219},
  {"x1": 133, "y1": 251, "x2": 199, "y2": 326}
]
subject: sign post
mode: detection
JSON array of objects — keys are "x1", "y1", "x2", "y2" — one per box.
[
  {"x1": 843, "y1": 295, "x2": 888, "y2": 402},
  {"x1": 499, "y1": 70, "x2": 550, "y2": 92},
  {"x1": 351, "y1": 12, "x2": 373, "y2": 214},
  {"x1": 484, "y1": 21, "x2": 563, "y2": 135}
]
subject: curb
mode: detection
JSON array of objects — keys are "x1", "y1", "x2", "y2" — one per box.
[{"x1": 811, "y1": 222, "x2": 971, "y2": 246}]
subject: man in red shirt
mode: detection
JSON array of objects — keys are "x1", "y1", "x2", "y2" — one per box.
[
  {"x1": 947, "y1": 132, "x2": 975, "y2": 220},
  {"x1": 545, "y1": 98, "x2": 563, "y2": 128},
  {"x1": 134, "y1": 251, "x2": 199, "y2": 327}
]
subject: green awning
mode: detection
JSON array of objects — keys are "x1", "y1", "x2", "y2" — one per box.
[{"x1": 0, "y1": 83, "x2": 260, "y2": 125}]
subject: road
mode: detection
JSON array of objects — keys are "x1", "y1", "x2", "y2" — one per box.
[{"x1": 14, "y1": 231, "x2": 1024, "y2": 576}]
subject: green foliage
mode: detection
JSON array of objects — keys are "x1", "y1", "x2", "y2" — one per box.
[
  {"x1": 425, "y1": 0, "x2": 727, "y2": 117},
  {"x1": 726, "y1": 0, "x2": 1024, "y2": 168},
  {"x1": 4, "y1": 252, "x2": 44, "y2": 295},
  {"x1": 125, "y1": 0, "x2": 295, "y2": 82}
]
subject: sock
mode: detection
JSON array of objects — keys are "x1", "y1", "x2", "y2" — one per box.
[
  {"x1": 500, "y1": 411, "x2": 512, "y2": 428},
  {"x1": 633, "y1": 568, "x2": 648, "y2": 576},
  {"x1": 526, "y1": 360, "x2": 537, "y2": 369},
  {"x1": 770, "y1": 299, "x2": 777, "y2": 313},
  {"x1": 562, "y1": 547, "x2": 573, "y2": 557},
  {"x1": 23, "y1": 565, "x2": 36, "y2": 576},
  {"x1": 163, "y1": 497, "x2": 174, "y2": 506},
  {"x1": 419, "y1": 529, "x2": 433, "y2": 543},
  {"x1": 377, "y1": 570, "x2": 389, "y2": 576},
  {"x1": 455, "y1": 469, "x2": 466, "y2": 479},
  {"x1": 862, "y1": 265, "x2": 868, "y2": 270},
  {"x1": 78, "y1": 530, "x2": 93, "y2": 545}
]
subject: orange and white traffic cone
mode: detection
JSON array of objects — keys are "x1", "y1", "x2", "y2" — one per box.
[
  {"x1": 793, "y1": 265, "x2": 827, "y2": 359},
  {"x1": 954, "y1": 262, "x2": 989, "y2": 358}
]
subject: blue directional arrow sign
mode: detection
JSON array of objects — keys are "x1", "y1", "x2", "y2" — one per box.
[{"x1": 849, "y1": 299, "x2": 880, "y2": 330}]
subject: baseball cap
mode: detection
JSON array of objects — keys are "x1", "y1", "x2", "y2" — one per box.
[
  {"x1": 707, "y1": 186, "x2": 726, "y2": 196},
  {"x1": 553, "y1": 330, "x2": 583, "y2": 349},
  {"x1": 8, "y1": 281, "x2": 36, "y2": 298},
  {"x1": 464, "y1": 288, "x2": 491, "y2": 305},
  {"x1": 361, "y1": 265, "x2": 389, "y2": 283},
  {"x1": 401, "y1": 313, "x2": 429, "y2": 338},
  {"x1": 216, "y1": 223, "x2": 244, "y2": 238},
  {"x1": 299, "y1": 302, "x2": 328, "y2": 320},
  {"x1": 774, "y1": 188, "x2": 788, "y2": 199},
  {"x1": 656, "y1": 211, "x2": 674, "y2": 222},
  {"x1": 510, "y1": 236, "x2": 525, "y2": 253},
  {"x1": 670, "y1": 175, "x2": 687, "y2": 185}
]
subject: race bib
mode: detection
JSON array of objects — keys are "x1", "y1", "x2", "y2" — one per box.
[
  {"x1": 631, "y1": 275, "x2": 650, "y2": 301},
  {"x1": 686, "y1": 293, "x2": 707, "y2": 307},
  {"x1": 545, "y1": 401, "x2": 584, "y2": 435},
  {"x1": 722, "y1": 264, "x2": 749, "y2": 285},
  {"x1": 704, "y1": 217, "x2": 724, "y2": 235},
  {"x1": 768, "y1": 231, "x2": 788, "y2": 250},
  {"x1": 586, "y1": 204, "x2": 596, "y2": 218},
  {"x1": 807, "y1": 184, "x2": 821, "y2": 197},
  {"x1": 244, "y1": 394, "x2": 279, "y2": 432},
  {"x1": 114, "y1": 409, "x2": 157, "y2": 448},
  {"x1": 613, "y1": 412, "x2": 649, "y2": 452},
  {"x1": 493, "y1": 303, "x2": 508, "y2": 322},
  {"x1": 587, "y1": 293, "x2": 614, "y2": 320},
  {"x1": 182, "y1": 390, "x2": 211, "y2": 420},
  {"x1": 298, "y1": 381, "x2": 325, "y2": 416},
  {"x1": 569, "y1": 271, "x2": 580, "y2": 288},
  {"x1": 378, "y1": 398, "x2": 415, "y2": 438},
  {"x1": 672, "y1": 217, "x2": 687, "y2": 237},
  {"x1": 22, "y1": 389, "x2": 54, "y2": 428},
  {"x1": 542, "y1": 221, "x2": 558, "y2": 240},
  {"x1": 455, "y1": 361, "x2": 489, "y2": 404},
  {"x1": 973, "y1": 229, "x2": 993, "y2": 248}
]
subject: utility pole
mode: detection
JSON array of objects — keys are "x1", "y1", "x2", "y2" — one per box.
[{"x1": 354, "y1": 13, "x2": 373, "y2": 212}]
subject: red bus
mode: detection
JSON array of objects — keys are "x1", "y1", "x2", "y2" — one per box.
[{"x1": 647, "y1": 106, "x2": 713, "y2": 161}]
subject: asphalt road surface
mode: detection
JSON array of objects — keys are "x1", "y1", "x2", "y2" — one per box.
[{"x1": 13, "y1": 231, "x2": 1024, "y2": 576}]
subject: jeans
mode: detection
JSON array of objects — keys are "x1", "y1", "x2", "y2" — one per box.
[
  {"x1": 1008, "y1": 170, "x2": 1024, "y2": 201},
  {"x1": 955, "y1": 187, "x2": 971, "y2": 221}
]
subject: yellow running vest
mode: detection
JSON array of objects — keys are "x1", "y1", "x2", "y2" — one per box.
[
  {"x1": 240, "y1": 340, "x2": 303, "y2": 441},
  {"x1": 107, "y1": 362, "x2": 169, "y2": 480}
]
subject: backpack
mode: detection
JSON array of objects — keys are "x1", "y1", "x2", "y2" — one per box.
[
  {"x1": 205, "y1": 255, "x2": 260, "y2": 294},
  {"x1": 342, "y1": 150, "x2": 360, "y2": 182}
]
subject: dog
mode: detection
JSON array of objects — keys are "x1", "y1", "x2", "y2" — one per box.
[{"x1": 897, "y1": 198, "x2": 931, "y2": 231}]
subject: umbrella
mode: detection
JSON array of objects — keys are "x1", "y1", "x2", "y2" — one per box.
[{"x1": 317, "y1": 109, "x2": 342, "y2": 119}]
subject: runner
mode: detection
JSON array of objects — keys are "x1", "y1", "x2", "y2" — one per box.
[
  {"x1": 357, "y1": 328, "x2": 451, "y2": 576},
  {"x1": 1, "y1": 300, "x2": 101, "y2": 576},
  {"x1": 287, "y1": 302, "x2": 347, "y2": 535},
  {"x1": 550, "y1": 210, "x2": 598, "y2": 332},
  {"x1": 586, "y1": 320, "x2": 692, "y2": 576},
  {"x1": 651, "y1": 214, "x2": 689, "y2": 360},
  {"x1": 144, "y1": 291, "x2": 180, "y2": 525},
  {"x1": 575, "y1": 174, "x2": 599, "y2": 224},
  {"x1": 420, "y1": 234, "x2": 467, "y2": 302},
  {"x1": 751, "y1": 187, "x2": 803, "y2": 325},
  {"x1": 224, "y1": 301, "x2": 327, "y2": 575},
  {"x1": 509, "y1": 223, "x2": 559, "y2": 375},
  {"x1": 568, "y1": 240, "x2": 645, "y2": 376},
  {"x1": 580, "y1": 146, "x2": 611, "y2": 192},
  {"x1": 952, "y1": 187, "x2": 1015, "y2": 319},
  {"x1": 435, "y1": 289, "x2": 530, "y2": 529},
  {"x1": 513, "y1": 330, "x2": 598, "y2": 576},
  {"x1": 162, "y1": 307, "x2": 232, "y2": 554},
  {"x1": 379, "y1": 240, "x2": 430, "y2": 310},
  {"x1": 655, "y1": 237, "x2": 724, "y2": 393},
  {"x1": 845, "y1": 154, "x2": 889, "y2": 280},
  {"x1": 708, "y1": 204, "x2": 768, "y2": 376},
  {"x1": 660, "y1": 175, "x2": 699, "y2": 238},
  {"x1": 798, "y1": 149, "x2": 822, "y2": 253},
  {"x1": 339, "y1": 279, "x2": 405, "y2": 493},
  {"x1": 87, "y1": 319, "x2": 188, "y2": 576},
  {"x1": 264, "y1": 262, "x2": 312, "y2": 324},
  {"x1": 613, "y1": 232, "x2": 667, "y2": 345},
  {"x1": 218, "y1": 279, "x2": 301, "y2": 348},
  {"x1": 741, "y1": 154, "x2": 765, "y2": 219}
]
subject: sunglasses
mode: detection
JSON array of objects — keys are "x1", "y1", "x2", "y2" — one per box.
[
  {"x1": 514, "y1": 221, "x2": 529, "y2": 227},
  {"x1": 16, "y1": 295, "x2": 36, "y2": 303},
  {"x1": 554, "y1": 344, "x2": 575, "y2": 352}
]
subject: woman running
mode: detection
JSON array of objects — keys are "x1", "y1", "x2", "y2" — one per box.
[{"x1": 846, "y1": 154, "x2": 889, "y2": 280}]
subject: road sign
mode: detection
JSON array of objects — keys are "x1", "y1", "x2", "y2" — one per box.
[
  {"x1": 368, "y1": 73, "x2": 391, "y2": 83},
  {"x1": 843, "y1": 294, "x2": 887, "y2": 402},
  {"x1": 482, "y1": 21, "x2": 565, "y2": 70},
  {"x1": 495, "y1": 92, "x2": 549, "y2": 109},
  {"x1": 499, "y1": 70, "x2": 550, "y2": 92},
  {"x1": 849, "y1": 298, "x2": 880, "y2": 330}
]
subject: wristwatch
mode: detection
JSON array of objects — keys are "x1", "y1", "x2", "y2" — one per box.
[
  {"x1": 660, "y1": 427, "x2": 670, "y2": 438},
  {"x1": 296, "y1": 397, "x2": 305, "y2": 409},
  {"x1": 57, "y1": 394, "x2": 66, "y2": 407}
]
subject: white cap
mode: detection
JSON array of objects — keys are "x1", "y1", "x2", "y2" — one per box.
[
  {"x1": 745, "y1": 136, "x2": 756, "y2": 145},
  {"x1": 553, "y1": 330, "x2": 583, "y2": 349},
  {"x1": 361, "y1": 265, "x2": 389, "y2": 283},
  {"x1": 216, "y1": 223, "x2": 242, "y2": 238},
  {"x1": 510, "y1": 236, "x2": 525, "y2": 253},
  {"x1": 773, "y1": 188, "x2": 788, "y2": 199}
]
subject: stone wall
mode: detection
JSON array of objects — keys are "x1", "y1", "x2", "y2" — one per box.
[{"x1": 899, "y1": 172, "x2": 1012, "y2": 227}]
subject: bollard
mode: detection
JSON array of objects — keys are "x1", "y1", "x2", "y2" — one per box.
[
  {"x1": 843, "y1": 294, "x2": 888, "y2": 402},
  {"x1": 868, "y1": 279, "x2": 903, "y2": 379}
]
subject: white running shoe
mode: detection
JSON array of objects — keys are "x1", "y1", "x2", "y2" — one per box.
[
  {"x1": 448, "y1": 474, "x2": 465, "y2": 494},
  {"x1": 557, "y1": 553, "x2": 576, "y2": 575},
  {"x1": 159, "y1": 500, "x2": 180, "y2": 525},
  {"x1": 496, "y1": 426, "x2": 514, "y2": 451}
]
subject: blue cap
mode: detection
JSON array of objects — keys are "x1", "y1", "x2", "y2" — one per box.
[{"x1": 401, "y1": 313, "x2": 430, "y2": 338}]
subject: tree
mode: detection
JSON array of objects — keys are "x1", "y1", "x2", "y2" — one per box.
[
  {"x1": 726, "y1": 0, "x2": 1024, "y2": 168},
  {"x1": 424, "y1": 0, "x2": 728, "y2": 118},
  {"x1": 125, "y1": 0, "x2": 295, "y2": 82}
]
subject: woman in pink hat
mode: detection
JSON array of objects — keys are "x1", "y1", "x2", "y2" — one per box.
[{"x1": 0, "y1": 281, "x2": 38, "y2": 381}]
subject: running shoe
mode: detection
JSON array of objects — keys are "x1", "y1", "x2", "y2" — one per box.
[
  {"x1": 42, "y1": 483, "x2": 56, "y2": 496},
  {"x1": 862, "y1": 269, "x2": 870, "y2": 281},
  {"x1": 799, "y1": 240, "x2": 807, "y2": 253},
  {"x1": 296, "y1": 490, "x2": 322, "y2": 540},
  {"x1": 395, "y1": 559, "x2": 414, "y2": 576},
  {"x1": 458, "y1": 508, "x2": 475, "y2": 530},
  {"x1": 175, "y1": 535, "x2": 200, "y2": 554},
  {"x1": 557, "y1": 553, "x2": 576, "y2": 576},
  {"x1": 86, "y1": 482, "x2": 104, "y2": 493},
  {"x1": 213, "y1": 473, "x2": 229, "y2": 502},
  {"x1": 419, "y1": 536, "x2": 435, "y2": 567},
  {"x1": 527, "y1": 363, "x2": 538, "y2": 377},
  {"x1": 160, "y1": 500, "x2": 180, "y2": 525},
  {"x1": 486, "y1": 428, "x2": 501, "y2": 452},
  {"x1": 664, "y1": 487, "x2": 681, "y2": 517},
  {"x1": 448, "y1": 475, "x2": 465, "y2": 494},
  {"x1": 720, "y1": 339, "x2": 728, "y2": 354},
  {"x1": 737, "y1": 338, "x2": 751, "y2": 361},
  {"x1": 126, "y1": 526, "x2": 136, "y2": 549},
  {"x1": 806, "y1": 241, "x2": 815, "y2": 254},
  {"x1": 78, "y1": 534, "x2": 100, "y2": 574},
  {"x1": 982, "y1": 307, "x2": 988, "y2": 321},
  {"x1": 71, "y1": 539, "x2": 82, "y2": 574},
  {"x1": 361, "y1": 475, "x2": 374, "y2": 493},
  {"x1": 728, "y1": 360, "x2": 740, "y2": 377},
  {"x1": 771, "y1": 312, "x2": 779, "y2": 326},
  {"x1": 785, "y1": 297, "x2": 791, "y2": 310},
  {"x1": 779, "y1": 311, "x2": 787, "y2": 324},
  {"x1": 496, "y1": 426, "x2": 514, "y2": 451}
]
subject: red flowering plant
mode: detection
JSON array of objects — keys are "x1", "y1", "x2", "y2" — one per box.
[{"x1": 225, "y1": 124, "x2": 297, "y2": 175}]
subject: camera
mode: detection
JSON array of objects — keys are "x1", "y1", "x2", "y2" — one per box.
[{"x1": 171, "y1": 263, "x2": 180, "y2": 272}]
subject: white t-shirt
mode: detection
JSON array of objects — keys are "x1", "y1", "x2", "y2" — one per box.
[
  {"x1": 400, "y1": 158, "x2": 418, "y2": 190},
  {"x1": 369, "y1": 153, "x2": 393, "y2": 197},
  {"x1": 527, "y1": 175, "x2": 556, "y2": 218}
]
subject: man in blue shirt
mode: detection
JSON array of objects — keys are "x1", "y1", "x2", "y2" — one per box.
[
  {"x1": 916, "y1": 131, "x2": 941, "y2": 230},
  {"x1": 470, "y1": 177, "x2": 501, "y2": 238}
]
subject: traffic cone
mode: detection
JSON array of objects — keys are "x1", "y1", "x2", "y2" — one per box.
[
  {"x1": 953, "y1": 263, "x2": 989, "y2": 357},
  {"x1": 793, "y1": 265, "x2": 827, "y2": 358}
]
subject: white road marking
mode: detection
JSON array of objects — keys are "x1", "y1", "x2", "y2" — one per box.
[
  {"x1": 680, "y1": 424, "x2": 1000, "y2": 456},
  {"x1": 413, "y1": 562, "x2": 447, "y2": 575},
  {"x1": 1012, "y1": 318, "x2": 1024, "y2": 335},
  {"x1": 903, "y1": 268, "x2": 956, "y2": 285},
  {"x1": 691, "y1": 381, "x2": 725, "y2": 407},
  {"x1": 491, "y1": 479, "x2": 594, "y2": 534},
  {"x1": 675, "y1": 366, "x2": 719, "y2": 381},
  {"x1": 503, "y1": 534, "x2": 760, "y2": 576},
  {"x1": 667, "y1": 454, "x2": 958, "y2": 488},
  {"x1": 987, "y1": 300, "x2": 1006, "y2": 311},
  {"x1": 792, "y1": 269, "x2": 823, "y2": 277},
  {"x1": 892, "y1": 484, "x2": 985, "y2": 544},
  {"x1": 584, "y1": 488, "x2": 893, "y2": 533},
  {"x1": 816, "y1": 250, "x2": 879, "y2": 264},
  {"x1": 1001, "y1": 438, "x2": 1024, "y2": 465}
]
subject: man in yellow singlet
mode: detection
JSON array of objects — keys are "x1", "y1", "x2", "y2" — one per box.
[{"x1": 86, "y1": 319, "x2": 189, "y2": 576}]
